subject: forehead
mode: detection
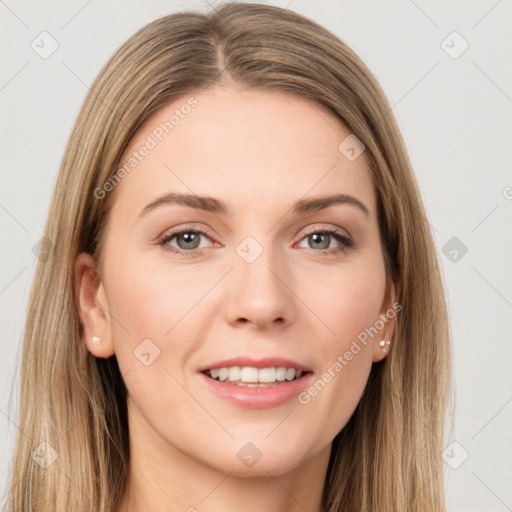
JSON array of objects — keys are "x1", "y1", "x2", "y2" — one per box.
[{"x1": 111, "y1": 85, "x2": 375, "y2": 218}]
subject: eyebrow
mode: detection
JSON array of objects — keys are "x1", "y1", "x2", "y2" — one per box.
[{"x1": 138, "y1": 192, "x2": 369, "y2": 218}]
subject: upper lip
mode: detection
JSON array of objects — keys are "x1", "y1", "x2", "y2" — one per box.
[{"x1": 198, "y1": 357, "x2": 312, "y2": 373}]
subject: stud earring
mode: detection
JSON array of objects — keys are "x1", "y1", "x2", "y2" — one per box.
[
  {"x1": 378, "y1": 340, "x2": 390, "y2": 350},
  {"x1": 92, "y1": 336, "x2": 101, "y2": 345}
]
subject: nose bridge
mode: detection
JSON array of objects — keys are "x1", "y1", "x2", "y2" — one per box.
[{"x1": 224, "y1": 235, "x2": 294, "y2": 328}]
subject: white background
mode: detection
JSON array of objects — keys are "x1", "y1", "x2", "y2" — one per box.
[{"x1": 1, "y1": 1, "x2": 511, "y2": 510}]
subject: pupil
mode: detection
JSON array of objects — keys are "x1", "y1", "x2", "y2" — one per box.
[
  {"x1": 310, "y1": 233, "x2": 329, "y2": 249},
  {"x1": 179, "y1": 232, "x2": 199, "y2": 249}
]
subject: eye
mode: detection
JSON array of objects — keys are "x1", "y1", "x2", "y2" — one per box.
[
  {"x1": 296, "y1": 227, "x2": 353, "y2": 255},
  {"x1": 158, "y1": 226, "x2": 214, "y2": 256},
  {"x1": 158, "y1": 225, "x2": 353, "y2": 257}
]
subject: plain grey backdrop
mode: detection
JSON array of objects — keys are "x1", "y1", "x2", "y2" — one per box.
[{"x1": 1, "y1": 1, "x2": 511, "y2": 510}]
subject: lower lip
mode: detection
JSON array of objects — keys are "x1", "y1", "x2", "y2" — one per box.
[{"x1": 198, "y1": 372, "x2": 314, "y2": 409}]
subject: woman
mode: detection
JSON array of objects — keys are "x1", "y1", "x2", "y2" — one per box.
[{"x1": 7, "y1": 3, "x2": 451, "y2": 511}]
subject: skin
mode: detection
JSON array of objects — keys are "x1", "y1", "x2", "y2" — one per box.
[{"x1": 75, "y1": 83, "x2": 397, "y2": 512}]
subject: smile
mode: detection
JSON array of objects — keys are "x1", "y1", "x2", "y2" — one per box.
[{"x1": 203, "y1": 366, "x2": 308, "y2": 386}]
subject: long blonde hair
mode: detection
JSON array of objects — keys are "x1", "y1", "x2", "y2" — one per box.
[{"x1": 6, "y1": 3, "x2": 451, "y2": 511}]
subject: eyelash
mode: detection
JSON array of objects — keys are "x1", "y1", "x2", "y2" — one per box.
[{"x1": 158, "y1": 225, "x2": 354, "y2": 257}]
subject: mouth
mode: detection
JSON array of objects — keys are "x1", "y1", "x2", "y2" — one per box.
[
  {"x1": 198, "y1": 358, "x2": 314, "y2": 408},
  {"x1": 201, "y1": 366, "x2": 312, "y2": 387}
]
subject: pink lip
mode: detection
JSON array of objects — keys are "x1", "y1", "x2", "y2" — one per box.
[
  {"x1": 197, "y1": 357, "x2": 312, "y2": 372},
  {"x1": 198, "y1": 372, "x2": 314, "y2": 409}
]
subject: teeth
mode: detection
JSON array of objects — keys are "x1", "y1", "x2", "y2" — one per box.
[
  {"x1": 219, "y1": 368, "x2": 229, "y2": 381},
  {"x1": 240, "y1": 366, "x2": 259, "y2": 382},
  {"x1": 206, "y1": 366, "x2": 305, "y2": 384},
  {"x1": 285, "y1": 368, "x2": 295, "y2": 381},
  {"x1": 258, "y1": 367, "x2": 276, "y2": 383},
  {"x1": 275, "y1": 367, "x2": 287, "y2": 381},
  {"x1": 228, "y1": 366, "x2": 241, "y2": 381}
]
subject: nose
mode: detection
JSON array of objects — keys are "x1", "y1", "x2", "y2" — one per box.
[{"x1": 223, "y1": 243, "x2": 295, "y2": 330}]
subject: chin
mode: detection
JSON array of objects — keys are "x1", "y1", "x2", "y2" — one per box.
[{"x1": 201, "y1": 439, "x2": 310, "y2": 477}]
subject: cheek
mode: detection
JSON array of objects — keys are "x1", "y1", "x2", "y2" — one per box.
[
  {"x1": 325, "y1": 258, "x2": 386, "y2": 373},
  {"x1": 295, "y1": 256, "x2": 385, "y2": 434},
  {"x1": 296, "y1": 254, "x2": 386, "y2": 348},
  {"x1": 105, "y1": 255, "x2": 214, "y2": 341},
  {"x1": 102, "y1": 256, "x2": 213, "y2": 433},
  {"x1": 103, "y1": 254, "x2": 226, "y2": 388}
]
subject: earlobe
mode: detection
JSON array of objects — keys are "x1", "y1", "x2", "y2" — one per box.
[
  {"x1": 74, "y1": 252, "x2": 115, "y2": 358},
  {"x1": 372, "y1": 338, "x2": 393, "y2": 363},
  {"x1": 372, "y1": 277, "x2": 400, "y2": 363}
]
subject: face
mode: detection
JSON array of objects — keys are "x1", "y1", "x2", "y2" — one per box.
[{"x1": 75, "y1": 84, "x2": 396, "y2": 477}]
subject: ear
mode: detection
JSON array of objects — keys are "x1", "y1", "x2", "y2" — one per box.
[
  {"x1": 372, "y1": 276, "x2": 401, "y2": 363},
  {"x1": 74, "y1": 252, "x2": 115, "y2": 358}
]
